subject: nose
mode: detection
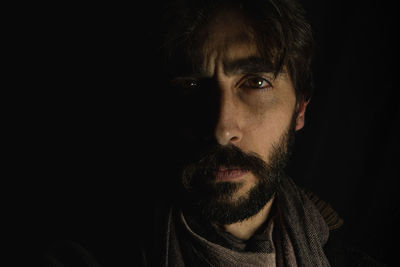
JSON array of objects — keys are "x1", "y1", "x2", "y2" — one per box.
[{"x1": 214, "y1": 92, "x2": 243, "y2": 146}]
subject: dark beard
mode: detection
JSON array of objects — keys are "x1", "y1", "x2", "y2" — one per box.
[{"x1": 180, "y1": 125, "x2": 295, "y2": 225}]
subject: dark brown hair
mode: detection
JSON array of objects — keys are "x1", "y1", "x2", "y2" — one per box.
[{"x1": 160, "y1": 0, "x2": 315, "y2": 102}]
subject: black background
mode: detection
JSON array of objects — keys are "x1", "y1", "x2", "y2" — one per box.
[
  {"x1": 9, "y1": 0, "x2": 398, "y2": 266},
  {"x1": 289, "y1": 0, "x2": 399, "y2": 265}
]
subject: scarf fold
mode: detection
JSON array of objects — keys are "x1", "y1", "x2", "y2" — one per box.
[
  {"x1": 163, "y1": 176, "x2": 331, "y2": 266},
  {"x1": 273, "y1": 176, "x2": 330, "y2": 266}
]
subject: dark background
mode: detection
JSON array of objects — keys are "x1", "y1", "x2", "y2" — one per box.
[
  {"x1": 289, "y1": 0, "x2": 399, "y2": 266},
  {"x1": 9, "y1": 0, "x2": 398, "y2": 266}
]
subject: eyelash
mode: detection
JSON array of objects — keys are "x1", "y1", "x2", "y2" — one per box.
[
  {"x1": 172, "y1": 75, "x2": 273, "y2": 93},
  {"x1": 239, "y1": 75, "x2": 273, "y2": 90},
  {"x1": 171, "y1": 79, "x2": 199, "y2": 95}
]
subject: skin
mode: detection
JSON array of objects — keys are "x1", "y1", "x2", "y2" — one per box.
[{"x1": 178, "y1": 10, "x2": 308, "y2": 240}]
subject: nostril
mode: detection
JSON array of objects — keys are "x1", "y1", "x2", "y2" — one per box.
[{"x1": 230, "y1": 136, "x2": 240, "y2": 142}]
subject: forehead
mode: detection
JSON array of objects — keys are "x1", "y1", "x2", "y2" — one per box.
[{"x1": 190, "y1": 10, "x2": 260, "y2": 75}]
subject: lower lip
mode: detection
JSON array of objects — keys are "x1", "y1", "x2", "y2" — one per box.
[{"x1": 214, "y1": 168, "x2": 249, "y2": 181}]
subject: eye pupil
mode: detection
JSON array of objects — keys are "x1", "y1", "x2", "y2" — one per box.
[
  {"x1": 177, "y1": 80, "x2": 199, "y2": 96},
  {"x1": 249, "y1": 78, "x2": 265, "y2": 88}
]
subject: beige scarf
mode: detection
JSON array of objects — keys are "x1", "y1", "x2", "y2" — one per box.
[{"x1": 163, "y1": 176, "x2": 333, "y2": 266}]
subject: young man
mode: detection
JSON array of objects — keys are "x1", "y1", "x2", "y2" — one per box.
[
  {"x1": 39, "y1": 0, "x2": 385, "y2": 266},
  {"x1": 142, "y1": 0, "x2": 385, "y2": 266}
]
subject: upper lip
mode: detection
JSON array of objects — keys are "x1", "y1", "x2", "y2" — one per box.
[
  {"x1": 215, "y1": 166, "x2": 246, "y2": 172},
  {"x1": 213, "y1": 168, "x2": 249, "y2": 181}
]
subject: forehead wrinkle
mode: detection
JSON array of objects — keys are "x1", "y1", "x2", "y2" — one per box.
[
  {"x1": 196, "y1": 36, "x2": 258, "y2": 78},
  {"x1": 192, "y1": 10, "x2": 256, "y2": 77},
  {"x1": 192, "y1": 47, "x2": 216, "y2": 77}
]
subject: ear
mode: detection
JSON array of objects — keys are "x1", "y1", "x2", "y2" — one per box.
[{"x1": 295, "y1": 99, "x2": 310, "y2": 131}]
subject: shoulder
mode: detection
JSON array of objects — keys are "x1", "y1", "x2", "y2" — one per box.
[
  {"x1": 324, "y1": 228, "x2": 386, "y2": 267},
  {"x1": 302, "y1": 187, "x2": 386, "y2": 267},
  {"x1": 37, "y1": 238, "x2": 146, "y2": 267},
  {"x1": 40, "y1": 239, "x2": 101, "y2": 267}
]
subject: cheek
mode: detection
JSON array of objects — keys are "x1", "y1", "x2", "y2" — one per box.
[
  {"x1": 239, "y1": 90, "x2": 274, "y2": 115},
  {"x1": 241, "y1": 95, "x2": 294, "y2": 160},
  {"x1": 245, "y1": 92, "x2": 291, "y2": 130},
  {"x1": 246, "y1": 119, "x2": 282, "y2": 160}
]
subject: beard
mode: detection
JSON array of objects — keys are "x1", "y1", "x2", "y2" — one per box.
[{"x1": 179, "y1": 122, "x2": 296, "y2": 225}]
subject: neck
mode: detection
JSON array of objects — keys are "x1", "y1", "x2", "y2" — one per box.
[{"x1": 220, "y1": 196, "x2": 275, "y2": 240}]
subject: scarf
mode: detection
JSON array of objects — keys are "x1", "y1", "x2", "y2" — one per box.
[{"x1": 162, "y1": 176, "x2": 331, "y2": 266}]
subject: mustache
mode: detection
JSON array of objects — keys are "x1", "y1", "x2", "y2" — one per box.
[
  {"x1": 182, "y1": 144, "x2": 269, "y2": 187},
  {"x1": 197, "y1": 145, "x2": 267, "y2": 171}
]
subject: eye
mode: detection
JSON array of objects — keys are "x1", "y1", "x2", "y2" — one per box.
[
  {"x1": 183, "y1": 80, "x2": 198, "y2": 89},
  {"x1": 172, "y1": 78, "x2": 198, "y2": 88},
  {"x1": 172, "y1": 79, "x2": 199, "y2": 89},
  {"x1": 171, "y1": 78, "x2": 200, "y2": 97},
  {"x1": 241, "y1": 76, "x2": 272, "y2": 90}
]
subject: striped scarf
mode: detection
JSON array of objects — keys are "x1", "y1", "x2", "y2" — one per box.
[{"x1": 162, "y1": 176, "x2": 334, "y2": 266}]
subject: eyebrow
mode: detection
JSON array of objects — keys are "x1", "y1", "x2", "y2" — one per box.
[
  {"x1": 171, "y1": 56, "x2": 276, "y2": 80},
  {"x1": 223, "y1": 56, "x2": 276, "y2": 76}
]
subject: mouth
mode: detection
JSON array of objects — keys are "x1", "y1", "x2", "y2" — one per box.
[{"x1": 213, "y1": 167, "x2": 250, "y2": 182}]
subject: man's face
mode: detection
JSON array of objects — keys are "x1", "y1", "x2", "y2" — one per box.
[{"x1": 171, "y1": 10, "x2": 307, "y2": 224}]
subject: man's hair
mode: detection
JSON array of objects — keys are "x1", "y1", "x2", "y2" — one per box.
[{"x1": 160, "y1": 0, "x2": 315, "y2": 103}]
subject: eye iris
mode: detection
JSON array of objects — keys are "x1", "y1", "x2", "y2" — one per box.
[
  {"x1": 188, "y1": 80, "x2": 197, "y2": 88},
  {"x1": 180, "y1": 80, "x2": 199, "y2": 96},
  {"x1": 249, "y1": 78, "x2": 264, "y2": 88}
]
